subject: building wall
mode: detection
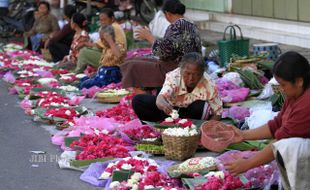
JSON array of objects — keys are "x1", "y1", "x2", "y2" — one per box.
[{"x1": 181, "y1": 0, "x2": 310, "y2": 22}]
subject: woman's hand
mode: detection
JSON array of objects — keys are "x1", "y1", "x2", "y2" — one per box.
[
  {"x1": 227, "y1": 125, "x2": 244, "y2": 144},
  {"x1": 60, "y1": 55, "x2": 69, "y2": 64},
  {"x1": 136, "y1": 27, "x2": 155, "y2": 44},
  {"x1": 156, "y1": 95, "x2": 173, "y2": 115},
  {"x1": 224, "y1": 156, "x2": 250, "y2": 176},
  {"x1": 102, "y1": 33, "x2": 114, "y2": 45}
]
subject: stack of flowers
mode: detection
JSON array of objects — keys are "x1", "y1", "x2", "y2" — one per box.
[
  {"x1": 96, "y1": 103, "x2": 137, "y2": 123},
  {"x1": 121, "y1": 125, "x2": 160, "y2": 141},
  {"x1": 35, "y1": 94, "x2": 69, "y2": 108},
  {"x1": 195, "y1": 172, "x2": 251, "y2": 190},
  {"x1": 161, "y1": 110, "x2": 200, "y2": 160},
  {"x1": 70, "y1": 133, "x2": 132, "y2": 160},
  {"x1": 100, "y1": 157, "x2": 184, "y2": 190},
  {"x1": 44, "y1": 107, "x2": 78, "y2": 120}
]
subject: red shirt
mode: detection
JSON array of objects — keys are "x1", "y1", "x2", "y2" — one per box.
[{"x1": 268, "y1": 87, "x2": 310, "y2": 140}]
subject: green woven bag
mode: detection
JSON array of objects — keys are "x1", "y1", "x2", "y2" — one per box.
[{"x1": 218, "y1": 24, "x2": 249, "y2": 67}]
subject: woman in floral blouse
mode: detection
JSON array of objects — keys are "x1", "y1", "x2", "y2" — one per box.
[
  {"x1": 57, "y1": 13, "x2": 89, "y2": 70},
  {"x1": 120, "y1": 0, "x2": 201, "y2": 93},
  {"x1": 132, "y1": 52, "x2": 223, "y2": 122}
]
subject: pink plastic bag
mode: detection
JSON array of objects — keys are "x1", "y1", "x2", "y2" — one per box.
[
  {"x1": 3, "y1": 71, "x2": 16, "y2": 83},
  {"x1": 68, "y1": 96, "x2": 85, "y2": 106}
]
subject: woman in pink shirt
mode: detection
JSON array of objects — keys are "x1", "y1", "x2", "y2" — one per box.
[{"x1": 225, "y1": 52, "x2": 310, "y2": 184}]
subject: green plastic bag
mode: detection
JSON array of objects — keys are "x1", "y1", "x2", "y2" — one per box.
[{"x1": 218, "y1": 24, "x2": 249, "y2": 67}]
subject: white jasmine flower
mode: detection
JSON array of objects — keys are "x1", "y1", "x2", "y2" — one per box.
[
  {"x1": 94, "y1": 128, "x2": 100, "y2": 136},
  {"x1": 37, "y1": 99, "x2": 44, "y2": 106},
  {"x1": 170, "y1": 109, "x2": 179, "y2": 119},
  {"x1": 76, "y1": 73, "x2": 87, "y2": 79},
  {"x1": 145, "y1": 185, "x2": 155, "y2": 189},
  {"x1": 101, "y1": 129, "x2": 109, "y2": 134},
  {"x1": 38, "y1": 78, "x2": 57, "y2": 85},
  {"x1": 126, "y1": 179, "x2": 136, "y2": 187},
  {"x1": 178, "y1": 119, "x2": 188, "y2": 124},
  {"x1": 109, "y1": 181, "x2": 121, "y2": 189},
  {"x1": 99, "y1": 171, "x2": 111, "y2": 179},
  {"x1": 50, "y1": 102, "x2": 60, "y2": 107},
  {"x1": 21, "y1": 83, "x2": 30, "y2": 86},
  {"x1": 47, "y1": 114, "x2": 53, "y2": 118},
  {"x1": 68, "y1": 122, "x2": 74, "y2": 126},
  {"x1": 60, "y1": 76, "x2": 72, "y2": 80},
  {"x1": 130, "y1": 172, "x2": 141, "y2": 181},
  {"x1": 205, "y1": 171, "x2": 224, "y2": 179},
  {"x1": 42, "y1": 91, "x2": 49, "y2": 94},
  {"x1": 17, "y1": 70, "x2": 27, "y2": 74},
  {"x1": 164, "y1": 117, "x2": 174, "y2": 122},
  {"x1": 65, "y1": 110, "x2": 71, "y2": 116},
  {"x1": 132, "y1": 184, "x2": 139, "y2": 190},
  {"x1": 121, "y1": 163, "x2": 132, "y2": 170}
]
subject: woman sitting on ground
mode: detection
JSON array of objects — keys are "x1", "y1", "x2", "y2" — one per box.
[
  {"x1": 57, "y1": 13, "x2": 89, "y2": 70},
  {"x1": 132, "y1": 52, "x2": 223, "y2": 122},
  {"x1": 79, "y1": 24, "x2": 126, "y2": 89},
  {"x1": 74, "y1": 8, "x2": 126, "y2": 74},
  {"x1": 120, "y1": 0, "x2": 201, "y2": 94},
  {"x1": 225, "y1": 51, "x2": 310, "y2": 189},
  {"x1": 45, "y1": 5, "x2": 76, "y2": 63},
  {"x1": 25, "y1": 1, "x2": 59, "y2": 52}
]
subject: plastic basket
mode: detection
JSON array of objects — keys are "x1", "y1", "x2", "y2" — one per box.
[{"x1": 200, "y1": 121, "x2": 235, "y2": 152}]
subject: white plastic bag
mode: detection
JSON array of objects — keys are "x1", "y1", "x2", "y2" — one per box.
[
  {"x1": 222, "y1": 72, "x2": 243, "y2": 86},
  {"x1": 257, "y1": 83, "x2": 274, "y2": 100},
  {"x1": 149, "y1": 10, "x2": 170, "y2": 38},
  {"x1": 245, "y1": 102, "x2": 278, "y2": 129}
]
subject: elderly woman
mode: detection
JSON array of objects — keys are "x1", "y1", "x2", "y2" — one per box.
[
  {"x1": 74, "y1": 8, "x2": 127, "y2": 73},
  {"x1": 225, "y1": 51, "x2": 310, "y2": 189},
  {"x1": 120, "y1": 0, "x2": 201, "y2": 93},
  {"x1": 132, "y1": 52, "x2": 223, "y2": 122},
  {"x1": 25, "y1": 1, "x2": 59, "y2": 52},
  {"x1": 79, "y1": 24, "x2": 126, "y2": 89}
]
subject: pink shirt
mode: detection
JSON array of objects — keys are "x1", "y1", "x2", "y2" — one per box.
[{"x1": 268, "y1": 87, "x2": 310, "y2": 140}]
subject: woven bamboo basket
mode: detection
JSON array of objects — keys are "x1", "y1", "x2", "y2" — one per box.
[
  {"x1": 96, "y1": 95, "x2": 125, "y2": 103},
  {"x1": 162, "y1": 133, "x2": 200, "y2": 161}
]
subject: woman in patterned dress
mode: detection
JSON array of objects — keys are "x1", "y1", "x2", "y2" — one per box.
[
  {"x1": 132, "y1": 52, "x2": 223, "y2": 122},
  {"x1": 57, "y1": 13, "x2": 89, "y2": 70},
  {"x1": 120, "y1": 0, "x2": 201, "y2": 92}
]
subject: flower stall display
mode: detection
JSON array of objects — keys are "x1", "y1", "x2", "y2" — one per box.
[
  {"x1": 161, "y1": 112, "x2": 200, "y2": 161},
  {"x1": 70, "y1": 133, "x2": 133, "y2": 160},
  {"x1": 32, "y1": 106, "x2": 87, "y2": 124},
  {"x1": 99, "y1": 157, "x2": 183, "y2": 190},
  {"x1": 96, "y1": 95, "x2": 138, "y2": 123}
]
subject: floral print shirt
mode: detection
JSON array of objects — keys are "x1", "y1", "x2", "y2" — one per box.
[
  {"x1": 69, "y1": 30, "x2": 89, "y2": 64},
  {"x1": 159, "y1": 68, "x2": 223, "y2": 116},
  {"x1": 152, "y1": 18, "x2": 201, "y2": 62}
]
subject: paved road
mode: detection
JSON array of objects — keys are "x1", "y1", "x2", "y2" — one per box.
[{"x1": 0, "y1": 80, "x2": 101, "y2": 190}]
